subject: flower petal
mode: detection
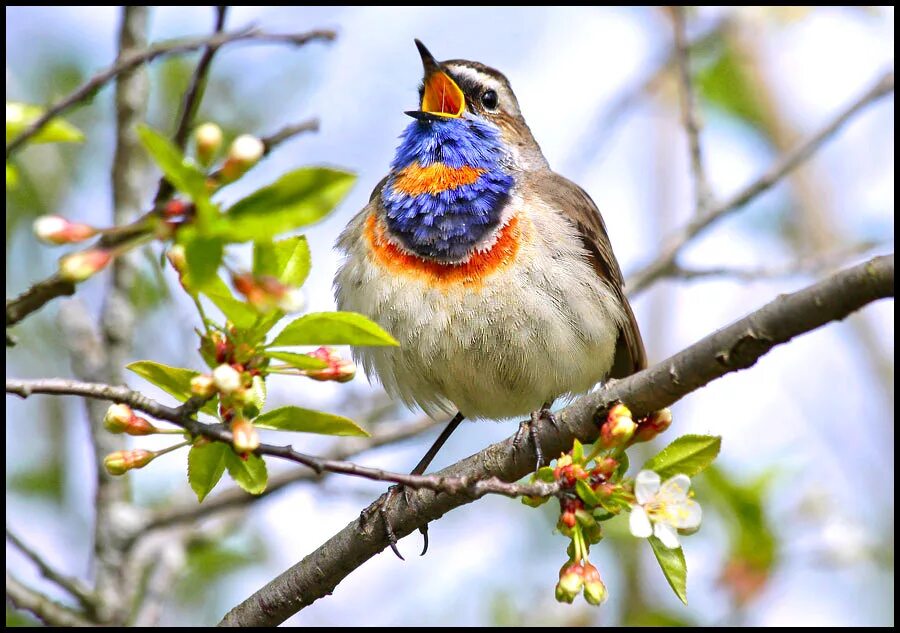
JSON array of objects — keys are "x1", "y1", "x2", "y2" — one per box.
[
  {"x1": 670, "y1": 498, "x2": 702, "y2": 530},
  {"x1": 635, "y1": 470, "x2": 661, "y2": 504},
  {"x1": 659, "y1": 474, "x2": 691, "y2": 503},
  {"x1": 629, "y1": 505, "x2": 653, "y2": 538},
  {"x1": 654, "y1": 521, "x2": 681, "y2": 549}
]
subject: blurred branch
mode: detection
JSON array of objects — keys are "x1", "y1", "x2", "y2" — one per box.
[
  {"x1": 5, "y1": 571, "x2": 91, "y2": 627},
  {"x1": 5, "y1": 26, "x2": 335, "y2": 157},
  {"x1": 626, "y1": 70, "x2": 895, "y2": 296},
  {"x1": 668, "y1": 240, "x2": 885, "y2": 281},
  {"x1": 142, "y1": 415, "x2": 439, "y2": 532},
  {"x1": 5, "y1": 526, "x2": 97, "y2": 613},
  {"x1": 669, "y1": 5, "x2": 712, "y2": 215},
  {"x1": 3, "y1": 378, "x2": 562, "y2": 500},
  {"x1": 219, "y1": 254, "x2": 894, "y2": 626}
]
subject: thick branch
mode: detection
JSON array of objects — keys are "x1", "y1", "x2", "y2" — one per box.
[
  {"x1": 218, "y1": 254, "x2": 894, "y2": 626},
  {"x1": 626, "y1": 70, "x2": 894, "y2": 295},
  {"x1": 5, "y1": 571, "x2": 91, "y2": 627},
  {"x1": 5, "y1": 27, "x2": 335, "y2": 157}
]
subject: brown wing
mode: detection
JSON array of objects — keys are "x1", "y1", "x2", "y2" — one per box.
[{"x1": 534, "y1": 173, "x2": 647, "y2": 378}]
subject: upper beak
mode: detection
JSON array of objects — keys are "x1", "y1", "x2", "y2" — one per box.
[{"x1": 404, "y1": 39, "x2": 465, "y2": 121}]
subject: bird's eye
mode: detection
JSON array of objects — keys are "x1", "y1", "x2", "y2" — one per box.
[{"x1": 481, "y1": 89, "x2": 499, "y2": 111}]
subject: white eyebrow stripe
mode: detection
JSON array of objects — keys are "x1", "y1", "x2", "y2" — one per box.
[{"x1": 445, "y1": 64, "x2": 502, "y2": 91}]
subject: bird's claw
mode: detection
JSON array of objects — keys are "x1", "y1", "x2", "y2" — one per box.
[
  {"x1": 361, "y1": 484, "x2": 429, "y2": 560},
  {"x1": 513, "y1": 405, "x2": 558, "y2": 471}
]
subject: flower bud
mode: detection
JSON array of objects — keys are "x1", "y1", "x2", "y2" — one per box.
[
  {"x1": 582, "y1": 562, "x2": 608, "y2": 606},
  {"x1": 194, "y1": 122, "x2": 223, "y2": 166},
  {"x1": 166, "y1": 244, "x2": 187, "y2": 274},
  {"x1": 304, "y1": 347, "x2": 356, "y2": 383},
  {"x1": 190, "y1": 374, "x2": 216, "y2": 398},
  {"x1": 103, "y1": 449, "x2": 155, "y2": 475},
  {"x1": 231, "y1": 416, "x2": 260, "y2": 453},
  {"x1": 555, "y1": 563, "x2": 584, "y2": 604},
  {"x1": 213, "y1": 363, "x2": 243, "y2": 394},
  {"x1": 33, "y1": 215, "x2": 98, "y2": 245},
  {"x1": 633, "y1": 407, "x2": 673, "y2": 443},
  {"x1": 600, "y1": 403, "x2": 636, "y2": 448},
  {"x1": 103, "y1": 404, "x2": 135, "y2": 433},
  {"x1": 592, "y1": 457, "x2": 619, "y2": 479},
  {"x1": 58, "y1": 249, "x2": 113, "y2": 282},
  {"x1": 221, "y1": 134, "x2": 264, "y2": 182}
]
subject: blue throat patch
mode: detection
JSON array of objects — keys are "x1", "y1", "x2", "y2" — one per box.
[{"x1": 381, "y1": 116, "x2": 514, "y2": 261}]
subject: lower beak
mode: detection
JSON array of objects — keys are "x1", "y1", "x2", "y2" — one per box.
[{"x1": 412, "y1": 39, "x2": 464, "y2": 119}]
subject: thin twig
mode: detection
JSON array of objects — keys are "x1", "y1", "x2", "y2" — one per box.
[
  {"x1": 669, "y1": 5, "x2": 712, "y2": 215},
  {"x1": 218, "y1": 253, "x2": 894, "y2": 626},
  {"x1": 6, "y1": 27, "x2": 336, "y2": 157},
  {"x1": 6, "y1": 526, "x2": 97, "y2": 613},
  {"x1": 626, "y1": 70, "x2": 895, "y2": 296},
  {"x1": 154, "y1": 6, "x2": 229, "y2": 205},
  {"x1": 5, "y1": 571, "x2": 92, "y2": 627},
  {"x1": 3, "y1": 379, "x2": 561, "y2": 501},
  {"x1": 142, "y1": 415, "x2": 439, "y2": 532}
]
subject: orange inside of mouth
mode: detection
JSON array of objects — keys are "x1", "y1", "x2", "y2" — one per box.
[{"x1": 421, "y1": 71, "x2": 465, "y2": 117}]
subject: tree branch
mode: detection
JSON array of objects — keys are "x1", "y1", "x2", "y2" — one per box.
[
  {"x1": 6, "y1": 526, "x2": 97, "y2": 613},
  {"x1": 142, "y1": 415, "x2": 439, "y2": 532},
  {"x1": 5, "y1": 26, "x2": 335, "y2": 157},
  {"x1": 5, "y1": 571, "x2": 92, "y2": 627},
  {"x1": 669, "y1": 5, "x2": 712, "y2": 215},
  {"x1": 217, "y1": 253, "x2": 894, "y2": 626},
  {"x1": 626, "y1": 70, "x2": 894, "y2": 295}
]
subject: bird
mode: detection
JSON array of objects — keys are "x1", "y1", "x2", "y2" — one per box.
[{"x1": 334, "y1": 40, "x2": 646, "y2": 557}]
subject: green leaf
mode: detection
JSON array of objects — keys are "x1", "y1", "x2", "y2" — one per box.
[
  {"x1": 270, "y1": 312, "x2": 398, "y2": 347},
  {"x1": 224, "y1": 451, "x2": 268, "y2": 495},
  {"x1": 642, "y1": 435, "x2": 721, "y2": 480},
  {"x1": 265, "y1": 350, "x2": 328, "y2": 370},
  {"x1": 6, "y1": 162, "x2": 18, "y2": 189},
  {"x1": 254, "y1": 406, "x2": 370, "y2": 437},
  {"x1": 649, "y1": 536, "x2": 688, "y2": 605},
  {"x1": 126, "y1": 360, "x2": 218, "y2": 415},
  {"x1": 217, "y1": 168, "x2": 355, "y2": 242},
  {"x1": 7, "y1": 102, "x2": 85, "y2": 144},
  {"x1": 187, "y1": 442, "x2": 228, "y2": 502},
  {"x1": 575, "y1": 479, "x2": 600, "y2": 507},
  {"x1": 534, "y1": 466, "x2": 556, "y2": 483},
  {"x1": 183, "y1": 232, "x2": 224, "y2": 290},
  {"x1": 521, "y1": 495, "x2": 550, "y2": 508},
  {"x1": 244, "y1": 375, "x2": 266, "y2": 418},
  {"x1": 615, "y1": 452, "x2": 630, "y2": 479},
  {"x1": 136, "y1": 125, "x2": 213, "y2": 223},
  {"x1": 696, "y1": 41, "x2": 767, "y2": 130},
  {"x1": 246, "y1": 311, "x2": 284, "y2": 343},
  {"x1": 274, "y1": 236, "x2": 311, "y2": 287},
  {"x1": 202, "y1": 277, "x2": 259, "y2": 329},
  {"x1": 252, "y1": 241, "x2": 279, "y2": 278},
  {"x1": 571, "y1": 439, "x2": 584, "y2": 463}
]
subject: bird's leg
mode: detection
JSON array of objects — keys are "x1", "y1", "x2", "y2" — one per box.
[
  {"x1": 361, "y1": 412, "x2": 465, "y2": 560},
  {"x1": 513, "y1": 402, "x2": 558, "y2": 471}
]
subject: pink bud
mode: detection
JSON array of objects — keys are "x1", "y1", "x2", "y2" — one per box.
[
  {"x1": 221, "y1": 134, "x2": 264, "y2": 182},
  {"x1": 103, "y1": 449, "x2": 155, "y2": 475},
  {"x1": 600, "y1": 403, "x2": 636, "y2": 448},
  {"x1": 633, "y1": 408, "x2": 673, "y2": 443},
  {"x1": 582, "y1": 562, "x2": 608, "y2": 605},
  {"x1": 555, "y1": 562, "x2": 585, "y2": 604},
  {"x1": 33, "y1": 215, "x2": 98, "y2": 245},
  {"x1": 58, "y1": 249, "x2": 113, "y2": 282},
  {"x1": 231, "y1": 417, "x2": 260, "y2": 453}
]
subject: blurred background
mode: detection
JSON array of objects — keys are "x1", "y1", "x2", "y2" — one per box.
[{"x1": 5, "y1": 6, "x2": 894, "y2": 626}]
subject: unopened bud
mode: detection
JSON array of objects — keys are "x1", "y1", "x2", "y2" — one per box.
[
  {"x1": 33, "y1": 215, "x2": 98, "y2": 245},
  {"x1": 58, "y1": 249, "x2": 113, "y2": 282},
  {"x1": 592, "y1": 457, "x2": 619, "y2": 479},
  {"x1": 221, "y1": 134, "x2": 264, "y2": 182},
  {"x1": 231, "y1": 417, "x2": 260, "y2": 453},
  {"x1": 633, "y1": 407, "x2": 673, "y2": 443},
  {"x1": 190, "y1": 374, "x2": 216, "y2": 398},
  {"x1": 213, "y1": 364, "x2": 243, "y2": 394},
  {"x1": 103, "y1": 404, "x2": 134, "y2": 433},
  {"x1": 600, "y1": 403, "x2": 636, "y2": 448},
  {"x1": 303, "y1": 347, "x2": 356, "y2": 383},
  {"x1": 194, "y1": 122, "x2": 223, "y2": 166},
  {"x1": 166, "y1": 245, "x2": 187, "y2": 274},
  {"x1": 555, "y1": 563, "x2": 584, "y2": 604},
  {"x1": 582, "y1": 562, "x2": 608, "y2": 606},
  {"x1": 103, "y1": 449, "x2": 155, "y2": 475}
]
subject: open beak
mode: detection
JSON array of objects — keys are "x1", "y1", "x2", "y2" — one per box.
[{"x1": 404, "y1": 39, "x2": 465, "y2": 121}]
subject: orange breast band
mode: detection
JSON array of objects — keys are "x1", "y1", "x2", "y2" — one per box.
[
  {"x1": 364, "y1": 213, "x2": 524, "y2": 288},
  {"x1": 391, "y1": 162, "x2": 486, "y2": 196}
]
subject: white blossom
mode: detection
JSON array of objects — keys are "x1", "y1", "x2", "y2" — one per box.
[{"x1": 629, "y1": 470, "x2": 702, "y2": 549}]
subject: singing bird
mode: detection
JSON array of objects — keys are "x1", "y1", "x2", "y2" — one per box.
[{"x1": 334, "y1": 41, "x2": 646, "y2": 554}]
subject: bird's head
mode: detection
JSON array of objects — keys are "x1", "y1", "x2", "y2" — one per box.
[{"x1": 404, "y1": 39, "x2": 545, "y2": 171}]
